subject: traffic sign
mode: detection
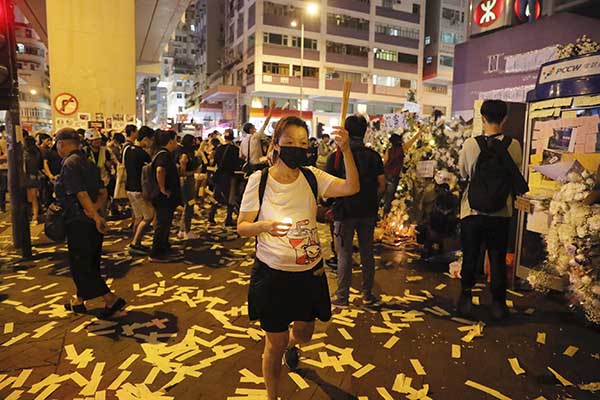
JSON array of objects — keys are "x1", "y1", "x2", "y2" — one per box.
[{"x1": 53, "y1": 92, "x2": 79, "y2": 115}]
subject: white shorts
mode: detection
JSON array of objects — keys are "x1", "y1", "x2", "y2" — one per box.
[{"x1": 127, "y1": 191, "x2": 154, "y2": 223}]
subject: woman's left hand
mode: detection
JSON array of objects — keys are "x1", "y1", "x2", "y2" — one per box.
[{"x1": 332, "y1": 126, "x2": 350, "y2": 152}]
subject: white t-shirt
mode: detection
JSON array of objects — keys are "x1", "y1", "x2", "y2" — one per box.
[{"x1": 240, "y1": 166, "x2": 339, "y2": 272}]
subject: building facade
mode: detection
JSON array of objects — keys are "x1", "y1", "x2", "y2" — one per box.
[
  {"x1": 14, "y1": 7, "x2": 51, "y2": 133},
  {"x1": 422, "y1": 0, "x2": 467, "y2": 116},
  {"x1": 159, "y1": 1, "x2": 201, "y2": 123},
  {"x1": 203, "y1": 0, "x2": 426, "y2": 133}
]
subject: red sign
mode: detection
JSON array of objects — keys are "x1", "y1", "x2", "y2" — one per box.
[
  {"x1": 473, "y1": 0, "x2": 503, "y2": 28},
  {"x1": 53, "y1": 92, "x2": 79, "y2": 116},
  {"x1": 514, "y1": 0, "x2": 541, "y2": 22}
]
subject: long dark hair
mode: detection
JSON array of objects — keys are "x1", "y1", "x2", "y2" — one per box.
[
  {"x1": 24, "y1": 135, "x2": 38, "y2": 154},
  {"x1": 268, "y1": 116, "x2": 309, "y2": 163},
  {"x1": 181, "y1": 134, "x2": 195, "y2": 153}
]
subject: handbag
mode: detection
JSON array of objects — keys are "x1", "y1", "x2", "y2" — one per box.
[
  {"x1": 44, "y1": 202, "x2": 67, "y2": 242},
  {"x1": 113, "y1": 145, "x2": 130, "y2": 200}
]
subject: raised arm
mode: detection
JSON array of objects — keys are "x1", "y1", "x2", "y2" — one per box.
[
  {"x1": 257, "y1": 100, "x2": 277, "y2": 135},
  {"x1": 322, "y1": 126, "x2": 360, "y2": 198}
]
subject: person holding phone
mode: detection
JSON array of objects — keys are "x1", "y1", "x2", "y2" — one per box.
[
  {"x1": 54, "y1": 128, "x2": 126, "y2": 317},
  {"x1": 237, "y1": 116, "x2": 359, "y2": 400}
]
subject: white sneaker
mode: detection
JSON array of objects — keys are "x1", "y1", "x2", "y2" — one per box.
[{"x1": 185, "y1": 231, "x2": 200, "y2": 240}]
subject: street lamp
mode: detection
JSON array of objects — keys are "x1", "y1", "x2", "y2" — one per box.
[{"x1": 290, "y1": 2, "x2": 318, "y2": 116}]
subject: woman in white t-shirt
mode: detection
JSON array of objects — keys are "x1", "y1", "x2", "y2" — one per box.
[{"x1": 238, "y1": 116, "x2": 359, "y2": 399}]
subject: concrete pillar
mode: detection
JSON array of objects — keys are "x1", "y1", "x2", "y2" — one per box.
[{"x1": 46, "y1": 0, "x2": 136, "y2": 131}]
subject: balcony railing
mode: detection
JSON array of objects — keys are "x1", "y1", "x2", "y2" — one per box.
[
  {"x1": 326, "y1": 52, "x2": 368, "y2": 67},
  {"x1": 325, "y1": 79, "x2": 368, "y2": 93},
  {"x1": 262, "y1": 44, "x2": 319, "y2": 61},
  {"x1": 374, "y1": 59, "x2": 418, "y2": 74},
  {"x1": 375, "y1": 7, "x2": 420, "y2": 23}
]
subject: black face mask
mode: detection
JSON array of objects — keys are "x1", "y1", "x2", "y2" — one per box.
[{"x1": 278, "y1": 146, "x2": 308, "y2": 169}]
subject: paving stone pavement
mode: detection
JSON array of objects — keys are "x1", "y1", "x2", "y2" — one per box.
[{"x1": 0, "y1": 211, "x2": 599, "y2": 400}]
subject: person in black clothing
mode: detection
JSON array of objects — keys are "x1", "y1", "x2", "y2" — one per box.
[
  {"x1": 327, "y1": 115, "x2": 386, "y2": 308},
  {"x1": 177, "y1": 134, "x2": 200, "y2": 239},
  {"x1": 37, "y1": 133, "x2": 54, "y2": 209},
  {"x1": 150, "y1": 130, "x2": 182, "y2": 263},
  {"x1": 23, "y1": 136, "x2": 42, "y2": 223},
  {"x1": 54, "y1": 128, "x2": 125, "y2": 317},
  {"x1": 307, "y1": 137, "x2": 318, "y2": 167},
  {"x1": 125, "y1": 126, "x2": 155, "y2": 255},
  {"x1": 209, "y1": 129, "x2": 241, "y2": 226}
]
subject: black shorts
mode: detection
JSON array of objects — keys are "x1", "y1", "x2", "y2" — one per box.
[{"x1": 248, "y1": 258, "x2": 332, "y2": 333}]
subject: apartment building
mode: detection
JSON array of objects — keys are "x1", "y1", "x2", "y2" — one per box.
[
  {"x1": 422, "y1": 0, "x2": 467, "y2": 116},
  {"x1": 204, "y1": 0, "x2": 426, "y2": 132},
  {"x1": 14, "y1": 7, "x2": 51, "y2": 133},
  {"x1": 159, "y1": 2, "x2": 201, "y2": 121}
]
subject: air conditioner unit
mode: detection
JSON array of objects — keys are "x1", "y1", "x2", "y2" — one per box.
[{"x1": 325, "y1": 72, "x2": 334, "y2": 79}]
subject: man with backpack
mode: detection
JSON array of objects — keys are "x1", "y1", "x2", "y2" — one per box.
[
  {"x1": 148, "y1": 130, "x2": 182, "y2": 263},
  {"x1": 458, "y1": 100, "x2": 528, "y2": 320},
  {"x1": 328, "y1": 115, "x2": 386, "y2": 308},
  {"x1": 124, "y1": 126, "x2": 155, "y2": 255}
]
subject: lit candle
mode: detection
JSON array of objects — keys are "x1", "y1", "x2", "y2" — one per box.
[{"x1": 282, "y1": 217, "x2": 293, "y2": 225}]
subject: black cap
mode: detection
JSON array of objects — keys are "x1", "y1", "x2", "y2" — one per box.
[{"x1": 55, "y1": 127, "x2": 80, "y2": 142}]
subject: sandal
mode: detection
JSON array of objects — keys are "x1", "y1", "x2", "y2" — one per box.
[
  {"x1": 101, "y1": 297, "x2": 127, "y2": 318},
  {"x1": 64, "y1": 299, "x2": 87, "y2": 314}
]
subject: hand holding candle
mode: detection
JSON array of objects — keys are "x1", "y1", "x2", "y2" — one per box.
[{"x1": 265, "y1": 218, "x2": 293, "y2": 237}]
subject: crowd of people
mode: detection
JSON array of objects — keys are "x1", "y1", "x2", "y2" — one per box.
[{"x1": 0, "y1": 100, "x2": 526, "y2": 400}]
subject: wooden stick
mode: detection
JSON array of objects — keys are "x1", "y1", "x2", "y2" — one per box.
[
  {"x1": 334, "y1": 80, "x2": 352, "y2": 168},
  {"x1": 339, "y1": 80, "x2": 352, "y2": 123}
]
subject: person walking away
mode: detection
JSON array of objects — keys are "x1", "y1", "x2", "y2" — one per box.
[
  {"x1": 209, "y1": 129, "x2": 241, "y2": 226},
  {"x1": 237, "y1": 116, "x2": 359, "y2": 400},
  {"x1": 54, "y1": 128, "x2": 126, "y2": 317},
  {"x1": 457, "y1": 100, "x2": 527, "y2": 320},
  {"x1": 0, "y1": 126, "x2": 8, "y2": 212},
  {"x1": 177, "y1": 134, "x2": 201, "y2": 239},
  {"x1": 125, "y1": 126, "x2": 155, "y2": 255},
  {"x1": 316, "y1": 134, "x2": 332, "y2": 171},
  {"x1": 327, "y1": 114, "x2": 386, "y2": 309},
  {"x1": 149, "y1": 130, "x2": 182, "y2": 263},
  {"x1": 23, "y1": 136, "x2": 42, "y2": 223}
]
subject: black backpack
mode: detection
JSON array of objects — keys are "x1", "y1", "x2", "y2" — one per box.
[
  {"x1": 468, "y1": 135, "x2": 528, "y2": 213},
  {"x1": 256, "y1": 167, "x2": 318, "y2": 220}
]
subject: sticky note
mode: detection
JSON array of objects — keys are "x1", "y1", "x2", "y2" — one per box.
[
  {"x1": 338, "y1": 328, "x2": 352, "y2": 340},
  {"x1": 118, "y1": 354, "x2": 139, "y2": 370},
  {"x1": 435, "y1": 283, "x2": 447, "y2": 290},
  {"x1": 410, "y1": 359, "x2": 426, "y2": 376},
  {"x1": 563, "y1": 346, "x2": 578, "y2": 357},
  {"x1": 465, "y1": 380, "x2": 512, "y2": 400},
  {"x1": 288, "y1": 372, "x2": 309, "y2": 389},
  {"x1": 376, "y1": 387, "x2": 394, "y2": 400},
  {"x1": 536, "y1": 332, "x2": 546, "y2": 344},
  {"x1": 508, "y1": 358, "x2": 525, "y2": 375},
  {"x1": 547, "y1": 367, "x2": 573, "y2": 386},
  {"x1": 384, "y1": 336, "x2": 399, "y2": 349},
  {"x1": 352, "y1": 363, "x2": 375, "y2": 378},
  {"x1": 472, "y1": 296, "x2": 480, "y2": 305},
  {"x1": 3, "y1": 322, "x2": 14, "y2": 334},
  {"x1": 452, "y1": 344, "x2": 461, "y2": 359}
]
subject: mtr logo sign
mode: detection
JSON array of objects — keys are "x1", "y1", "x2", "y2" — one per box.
[
  {"x1": 473, "y1": 0, "x2": 503, "y2": 28},
  {"x1": 471, "y1": 0, "x2": 543, "y2": 36}
]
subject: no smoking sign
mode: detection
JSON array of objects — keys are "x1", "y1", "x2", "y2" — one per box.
[{"x1": 53, "y1": 92, "x2": 79, "y2": 116}]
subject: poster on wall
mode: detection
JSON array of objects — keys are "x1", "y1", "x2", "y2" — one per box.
[
  {"x1": 88, "y1": 121, "x2": 105, "y2": 130},
  {"x1": 77, "y1": 112, "x2": 91, "y2": 122},
  {"x1": 95, "y1": 112, "x2": 104, "y2": 121},
  {"x1": 125, "y1": 115, "x2": 135, "y2": 123},
  {"x1": 105, "y1": 117, "x2": 112, "y2": 129},
  {"x1": 113, "y1": 122, "x2": 125, "y2": 130},
  {"x1": 113, "y1": 113, "x2": 124, "y2": 122}
]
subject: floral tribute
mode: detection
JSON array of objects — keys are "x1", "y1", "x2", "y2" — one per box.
[{"x1": 528, "y1": 170, "x2": 600, "y2": 324}]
